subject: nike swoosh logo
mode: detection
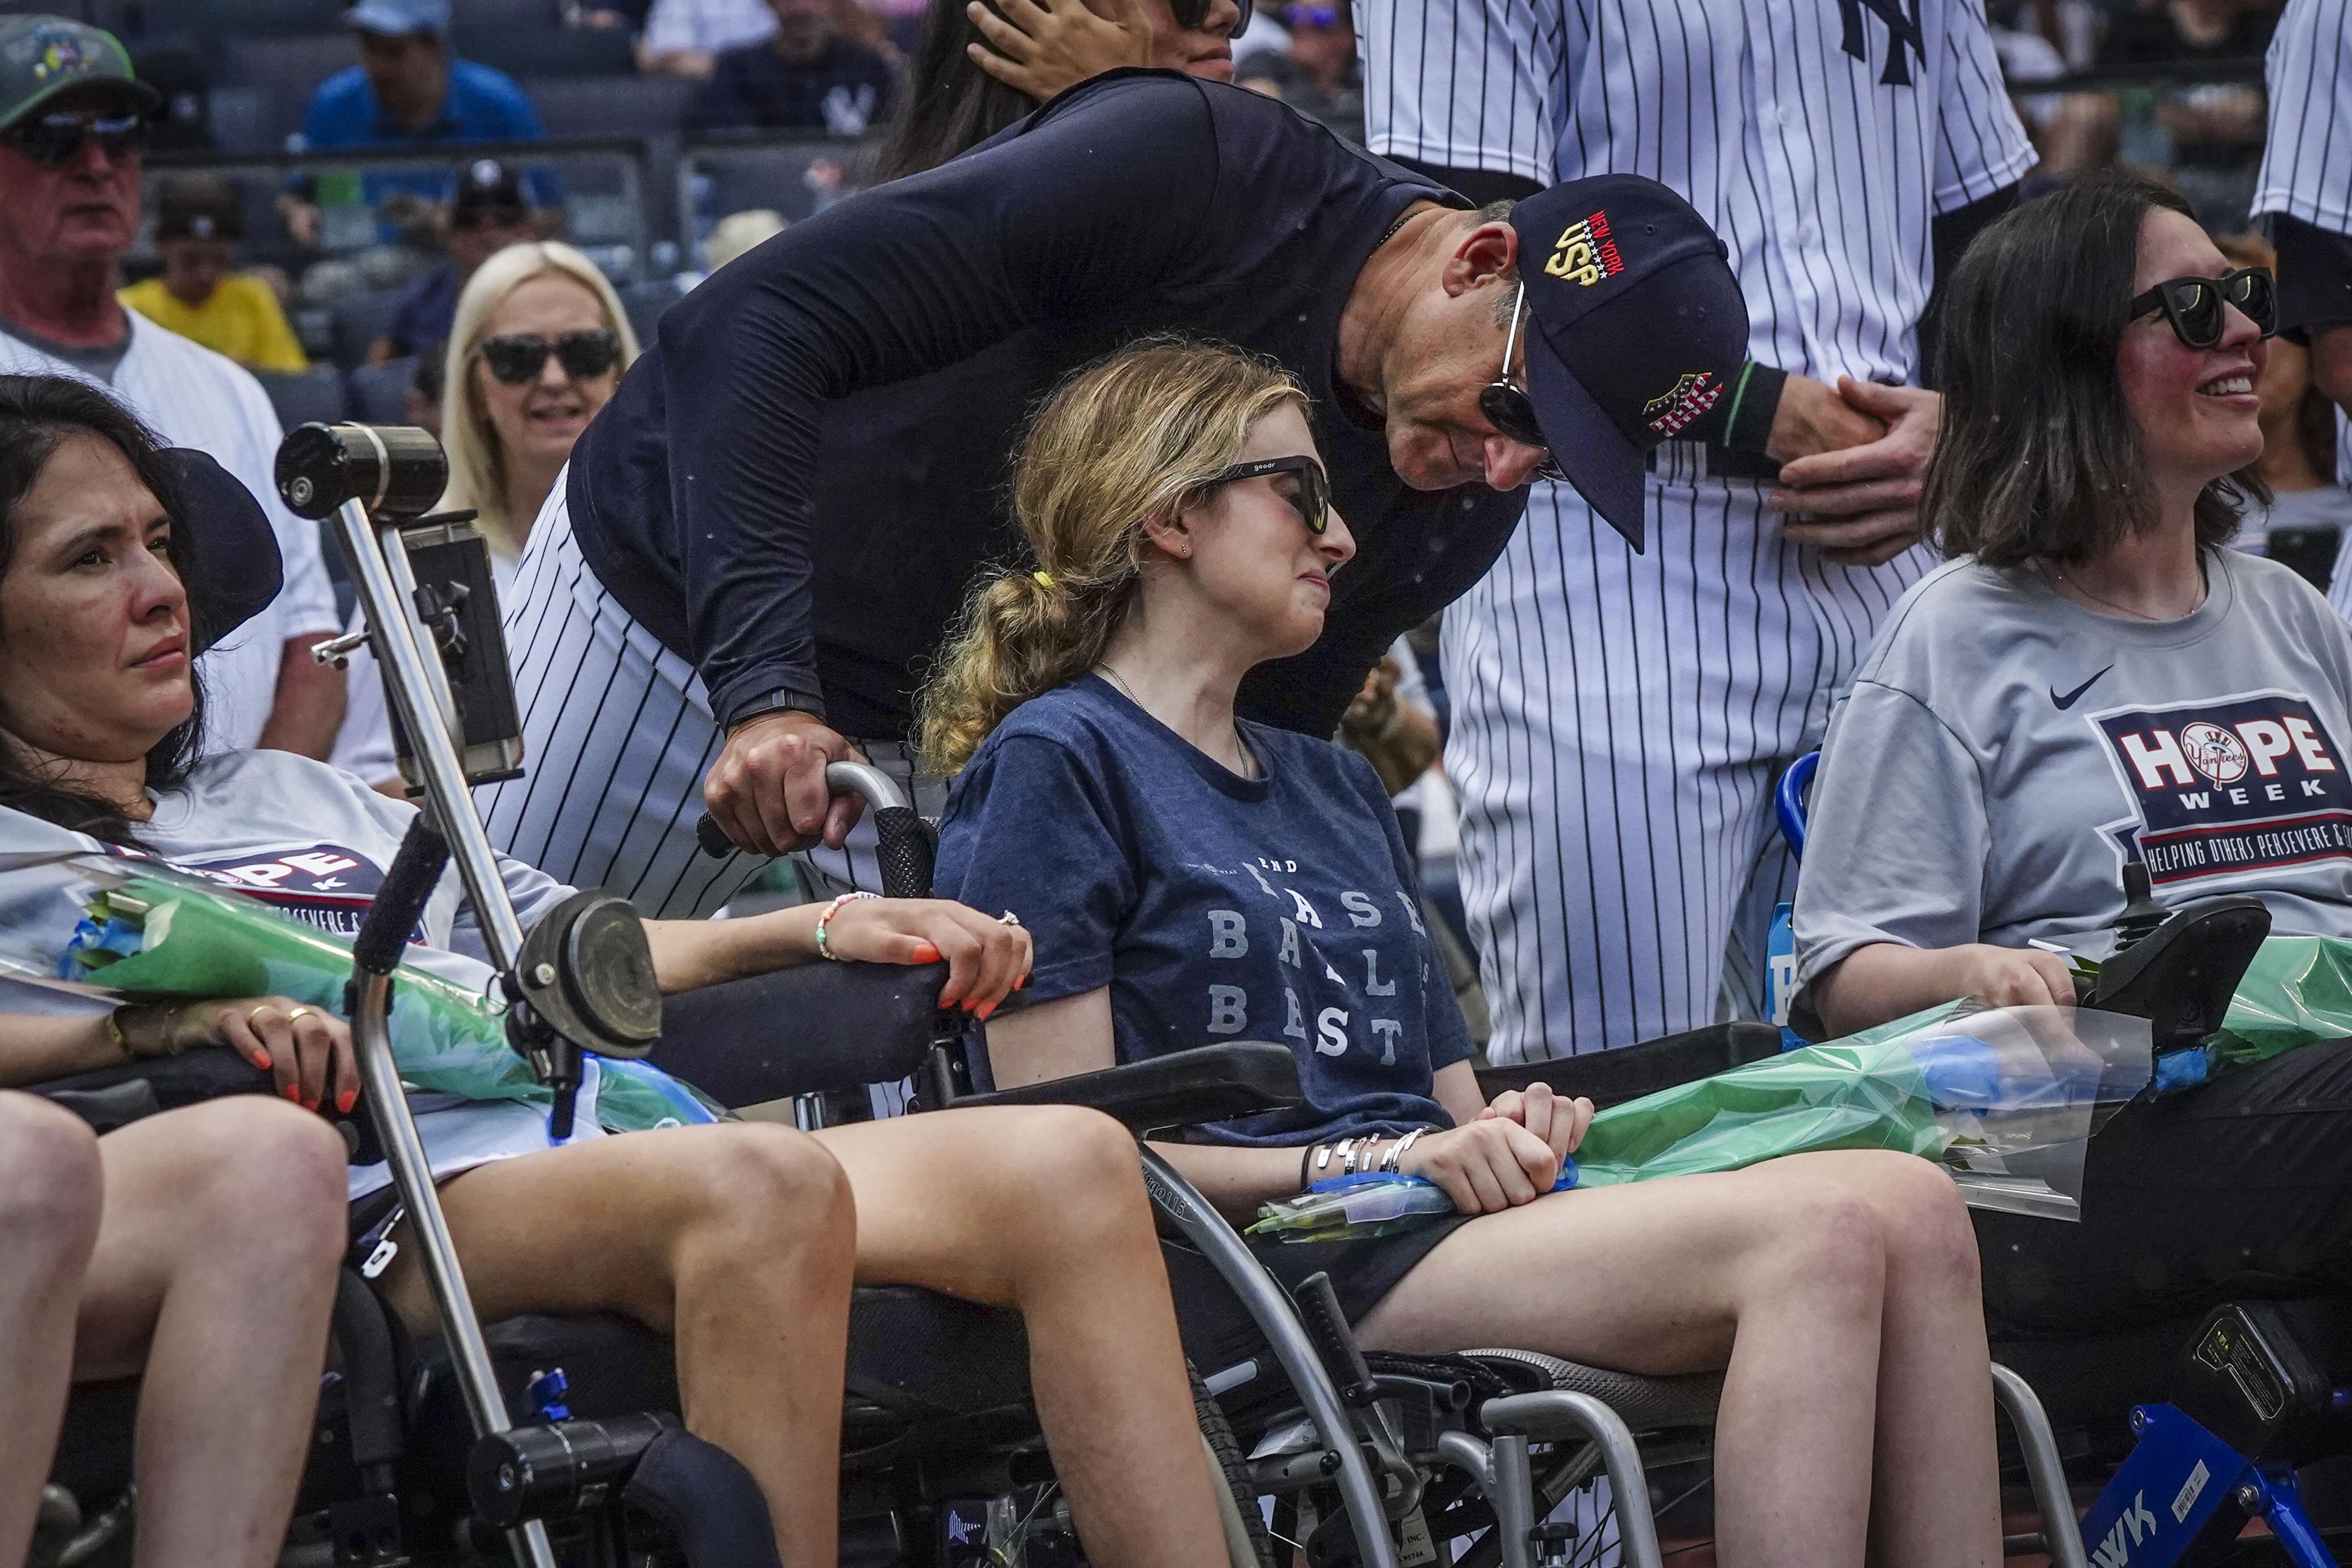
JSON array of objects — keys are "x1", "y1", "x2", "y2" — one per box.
[{"x1": 2051, "y1": 665, "x2": 2115, "y2": 710}]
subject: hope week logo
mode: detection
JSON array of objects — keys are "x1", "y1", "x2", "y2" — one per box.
[{"x1": 2089, "y1": 692, "x2": 2352, "y2": 886}]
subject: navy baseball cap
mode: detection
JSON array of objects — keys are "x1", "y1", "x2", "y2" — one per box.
[{"x1": 1511, "y1": 174, "x2": 1748, "y2": 551}]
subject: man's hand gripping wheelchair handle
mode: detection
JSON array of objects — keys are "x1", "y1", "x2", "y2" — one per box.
[{"x1": 695, "y1": 760, "x2": 936, "y2": 895}]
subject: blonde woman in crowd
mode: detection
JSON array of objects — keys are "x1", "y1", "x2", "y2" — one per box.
[{"x1": 330, "y1": 241, "x2": 638, "y2": 788}]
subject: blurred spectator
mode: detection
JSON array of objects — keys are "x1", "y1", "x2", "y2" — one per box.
[
  {"x1": 303, "y1": 0, "x2": 544, "y2": 150},
  {"x1": 686, "y1": 0, "x2": 899, "y2": 134},
  {"x1": 368, "y1": 158, "x2": 539, "y2": 363},
  {"x1": 407, "y1": 334, "x2": 445, "y2": 434},
  {"x1": 0, "y1": 16, "x2": 344, "y2": 758},
  {"x1": 639, "y1": 0, "x2": 778, "y2": 77},
  {"x1": 118, "y1": 175, "x2": 307, "y2": 374},
  {"x1": 2216, "y1": 232, "x2": 2352, "y2": 554},
  {"x1": 704, "y1": 207, "x2": 786, "y2": 272},
  {"x1": 1235, "y1": 2, "x2": 1359, "y2": 142},
  {"x1": 875, "y1": 0, "x2": 1238, "y2": 180},
  {"x1": 331, "y1": 243, "x2": 637, "y2": 786},
  {"x1": 2098, "y1": 0, "x2": 2280, "y2": 66}
]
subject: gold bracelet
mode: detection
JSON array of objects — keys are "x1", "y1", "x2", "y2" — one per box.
[{"x1": 103, "y1": 1005, "x2": 133, "y2": 1058}]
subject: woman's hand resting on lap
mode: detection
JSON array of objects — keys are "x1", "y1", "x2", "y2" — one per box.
[
  {"x1": 1403, "y1": 1083, "x2": 1597, "y2": 1215},
  {"x1": 163, "y1": 995, "x2": 357, "y2": 1115},
  {"x1": 820, "y1": 897, "x2": 1034, "y2": 1016}
]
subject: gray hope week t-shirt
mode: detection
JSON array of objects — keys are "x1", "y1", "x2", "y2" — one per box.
[{"x1": 1792, "y1": 548, "x2": 2352, "y2": 1000}]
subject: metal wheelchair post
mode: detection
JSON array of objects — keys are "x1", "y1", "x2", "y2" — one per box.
[
  {"x1": 283, "y1": 426, "x2": 559, "y2": 1568},
  {"x1": 1137, "y1": 1147, "x2": 1403, "y2": 1568},
  {"x1": 1993, "y1": 1364, "x2": 2089, "y2": 1568}
]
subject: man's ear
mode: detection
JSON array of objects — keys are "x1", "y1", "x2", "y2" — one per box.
[{"x1": 1441, "y1": 220, "x2": 1521, "y2": 299}]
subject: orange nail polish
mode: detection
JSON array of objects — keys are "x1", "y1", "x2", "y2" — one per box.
[
  {"x1": 281, "y1": 1083, "x2": 301, "y2": 1102},
  {"x1": 337, "y1": 1087, "x2": 358, "y2": 1114},
  {"x1": 912, "y1": 941, "x2": 941, "y2": 964},
  {"x1": 977, "y1": 1000, "x2": 996, "y2": 1021},
  {"x1": 250, "y1": 1050, "x2": 272, "y2": 1070}
]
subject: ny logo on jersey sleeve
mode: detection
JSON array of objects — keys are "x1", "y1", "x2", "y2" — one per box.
[
  {"x1": 1839, "y1": 0, "x2": 1927, "y2": 85},
  {"x1": 2090, "y1": 693, "x2": 2352, "y2": 887}
]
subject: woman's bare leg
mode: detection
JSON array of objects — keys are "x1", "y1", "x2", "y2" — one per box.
[
  {"x1": 0, "y1": 1093, "x2": 102, "y2": 1567},
  {"x1": 73, "y1": 1098, "x2": 348, "y2": 1568},
  {"x1": 1355, "y1": 1150, "x2": 1998, "y2": 1568},
  {"x1": 379, "y1": 1123, "x2": 857, "y2": 1568},
  {"x1": 813, "y1": 1107, "x2": 1229, "y2": 1568},
  {"x1": 1830, "y1": 1154, "x2": 2000, "y2": 1568}
]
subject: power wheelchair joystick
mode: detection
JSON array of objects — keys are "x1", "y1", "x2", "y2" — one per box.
[{"x1": 2077, "y1": 860, "x2": 2270, "y2": 1054}]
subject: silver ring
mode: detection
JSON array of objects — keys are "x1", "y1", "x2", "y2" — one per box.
[{"x1": 998, "y1": 910, "x2": 1022, "y2": 926}]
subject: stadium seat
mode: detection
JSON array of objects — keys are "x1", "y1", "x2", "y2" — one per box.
[
  {"x1": 454, "y1": 25, "x2": 635, "y2": 79},
  {"x1": 618, "y1": 277, "x2": 684, "y2": 347},
  {"x1": 527, "y1": 74, "x2": 696, "y2": 140},
  {"x1": 216, "y1": 32, "x2": 359, "y2": 100},
  {"x1": 252, "y1": 364, "x2": 349, "y2": 430},
  {"x1": 328, "y1": 287, "x2": 408, "y2": 370},
  {"x1": 348, "y1": 357, "x2": 420, "y2": 425}
]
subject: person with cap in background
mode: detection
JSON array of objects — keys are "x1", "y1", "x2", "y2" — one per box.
[
  {"x1": 366, "y1": 156, "x2": 540, "y2": 364},
  {"x1": 483, "y1": 69, "x2": 1757, "y2": 923},
  {"x1": 0, "y1": 15, "x2": 345, "y2": 761},
  {"x1": 303, "y1": 0, "x2": 543, "y2": 156},
  {"x1": 119, "y1": 174, "x2": 308, "y2": 373}
]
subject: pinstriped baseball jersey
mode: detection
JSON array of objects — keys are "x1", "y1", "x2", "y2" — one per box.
[
  {"x1": 0, "y1": 316, "x2": 343, "y2": 753},
  {"x1": 1361, "y1": 0, "x2": 2033, "y2": 1060},
  {"x1": 2254, "y1": 0, "x2": 2352, "y2": 236},
  {"x1": 1362, "y1": 0, "x2": 2034, "y2": 385}
]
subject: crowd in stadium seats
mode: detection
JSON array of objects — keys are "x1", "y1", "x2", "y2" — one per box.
[{"x1": 8, "y1": 0, "x2": 2352, "y2": 1563}]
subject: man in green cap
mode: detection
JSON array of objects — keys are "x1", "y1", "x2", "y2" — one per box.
[{"x1": 0, "y1": 16, "x2": 345, "y2": 762}]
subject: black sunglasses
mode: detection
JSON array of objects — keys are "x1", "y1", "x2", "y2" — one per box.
[
  {"x1": 1203, "y1": 454, "x2": 1331, "y2": 535},
  {"x1": 1478, "y1": 282, "x2": 1568, "y2": 483},
  {"x1": 1170, "y1": 0, "x2": 1252, "y2": 31},
  {"x1": 2130, "y1": 267, "x2": 2276, "y2": 349},
  {"x1": 477, "y1": 329, "x2": 622, "y2": 385},
  {"x1": 2, "y1": 111, "x2": 146, "y2": 168}
]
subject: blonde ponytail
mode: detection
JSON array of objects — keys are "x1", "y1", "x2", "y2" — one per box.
[{"x1": 917, "y1": 339, "x2": 1307, "y2": 775}]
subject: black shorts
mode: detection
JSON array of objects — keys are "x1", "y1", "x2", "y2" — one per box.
[
  {"x1": 1976, "y1": 1035, "x2": 2352, "y2": 1339},
  {"x1": 1164, "y1": 1213, "x2": 1475, "y2": 1390}
]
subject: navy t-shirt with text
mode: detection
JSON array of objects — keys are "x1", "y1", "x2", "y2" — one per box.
[{"x1": 934, "y1": 677, "x2": 1471, "y2": 1145}]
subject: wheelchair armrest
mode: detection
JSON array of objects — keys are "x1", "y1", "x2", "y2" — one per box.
[
  {"x1": 946, "y1": 1042, "x2": 1303, "y2": 1134},
  {"x1": 1475, "y1": 1021, "x2": 1784, "y2": 1109},
  {"x1": 649, "y1": 960, "x2": 947, "y2": 1110},
  {"x1": 29, "y1": 1047, "x2": 276, "y2": 1133}
]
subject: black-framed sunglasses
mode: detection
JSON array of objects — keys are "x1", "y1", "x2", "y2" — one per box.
[
  {"x1": 2, "y1": 110, "x2": 147, "y2": 168},
  {"x1": 1202, "y1": 454, "x2": 1332, "y2": 535},
  {"x1": 477, "y1": 329, "x2": 622, "y2": 385},
  {"x1": 1477, "y1": 282, "x2": 1567, "y2": 483},
  {"x1": 2130, "y1": 266, "x2": 2276, "y2": 349},
  {"x1": 1171, "y1": 0, "x2": 1252, "y2": 32}
]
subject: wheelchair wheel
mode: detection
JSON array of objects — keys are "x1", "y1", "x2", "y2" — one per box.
[{"x1": 1194, "y1": 1367, "x2": 1276, "y2": 1568}]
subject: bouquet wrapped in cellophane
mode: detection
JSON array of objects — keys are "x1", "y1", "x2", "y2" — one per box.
[
  {"x1": 1250, "y1": 1004, "x2": 2151, "y2": 1242},
  {"x1": 0, "y1": 849, "x2": 715, "y2": 1134}
]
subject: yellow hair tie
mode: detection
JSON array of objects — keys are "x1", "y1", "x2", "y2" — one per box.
[{"x1": 1032, "y1": 570, "x2": 1054, "y2": 588}]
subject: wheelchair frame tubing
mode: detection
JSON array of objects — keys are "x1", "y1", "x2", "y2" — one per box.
[
  {"x1": 2075, "y1": 1403, "x2": 2339, "y2": 1568},
  {"x1": 1136, "y1": 1146, "x2": 1403, "y2": 1568},
  {"x1": 1994, "y1": 1365, "x2": 2091, "y2": 1568},
  {"x1": 1439, "y1": 1394, "x2": 1664, "y2": 1568},
  {"x1": 338, "y1": 494, "x2": 560, "y2": 1568}
]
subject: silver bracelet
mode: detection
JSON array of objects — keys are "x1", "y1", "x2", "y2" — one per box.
[
  {"x1": 1383, "y1": 1129, "x2": 1425, "y2": 1174},
  {"x1": 1334, "y1": 1136, "x2": 1359, "y2": 1176}
]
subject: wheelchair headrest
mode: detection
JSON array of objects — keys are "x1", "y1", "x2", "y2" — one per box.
[{"x1": 168, "y1": 449, "x2": 284, "y2": 656}]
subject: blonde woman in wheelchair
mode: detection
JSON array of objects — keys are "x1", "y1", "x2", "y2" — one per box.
[{"x1": 925, "y1": 338, "x2": 2007, "y2": 1568}]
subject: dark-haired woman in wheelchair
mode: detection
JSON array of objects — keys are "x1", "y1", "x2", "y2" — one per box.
[
  {"x1": 0, "y1": 371, "x2": 1234, "y2": 1567},
  {"x1": 0, "y1": 1085, "x2": 343, "y2": 1568},
  {"x1": 925, "y1": 338, "x2": 2007, "y2": 1566},
  {"x1": 1791, "y1": 171, "x2": 2352, "y2": 1341}
]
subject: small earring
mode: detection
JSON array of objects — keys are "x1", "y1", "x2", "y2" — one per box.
[{"x1": 1178, "y1": 545, "x2": 1191, "y2": 558}]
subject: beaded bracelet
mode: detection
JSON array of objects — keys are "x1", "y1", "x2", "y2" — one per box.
[{"x1": 813, "y1": 890, "x2": 879, "y2": 962}]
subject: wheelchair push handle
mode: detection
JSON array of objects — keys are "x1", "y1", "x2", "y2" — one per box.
[{"x1": 695, "y1": 762, "x2": 936, "y2": 900}]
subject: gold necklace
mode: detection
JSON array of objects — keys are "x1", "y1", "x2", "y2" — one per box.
[
  {"x1": 1097, "y1": 663, "x2": 1258, "y2": 780},
  {"x1": 2041, "y1": 560, "x2": 2206, "y2": 622}
]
